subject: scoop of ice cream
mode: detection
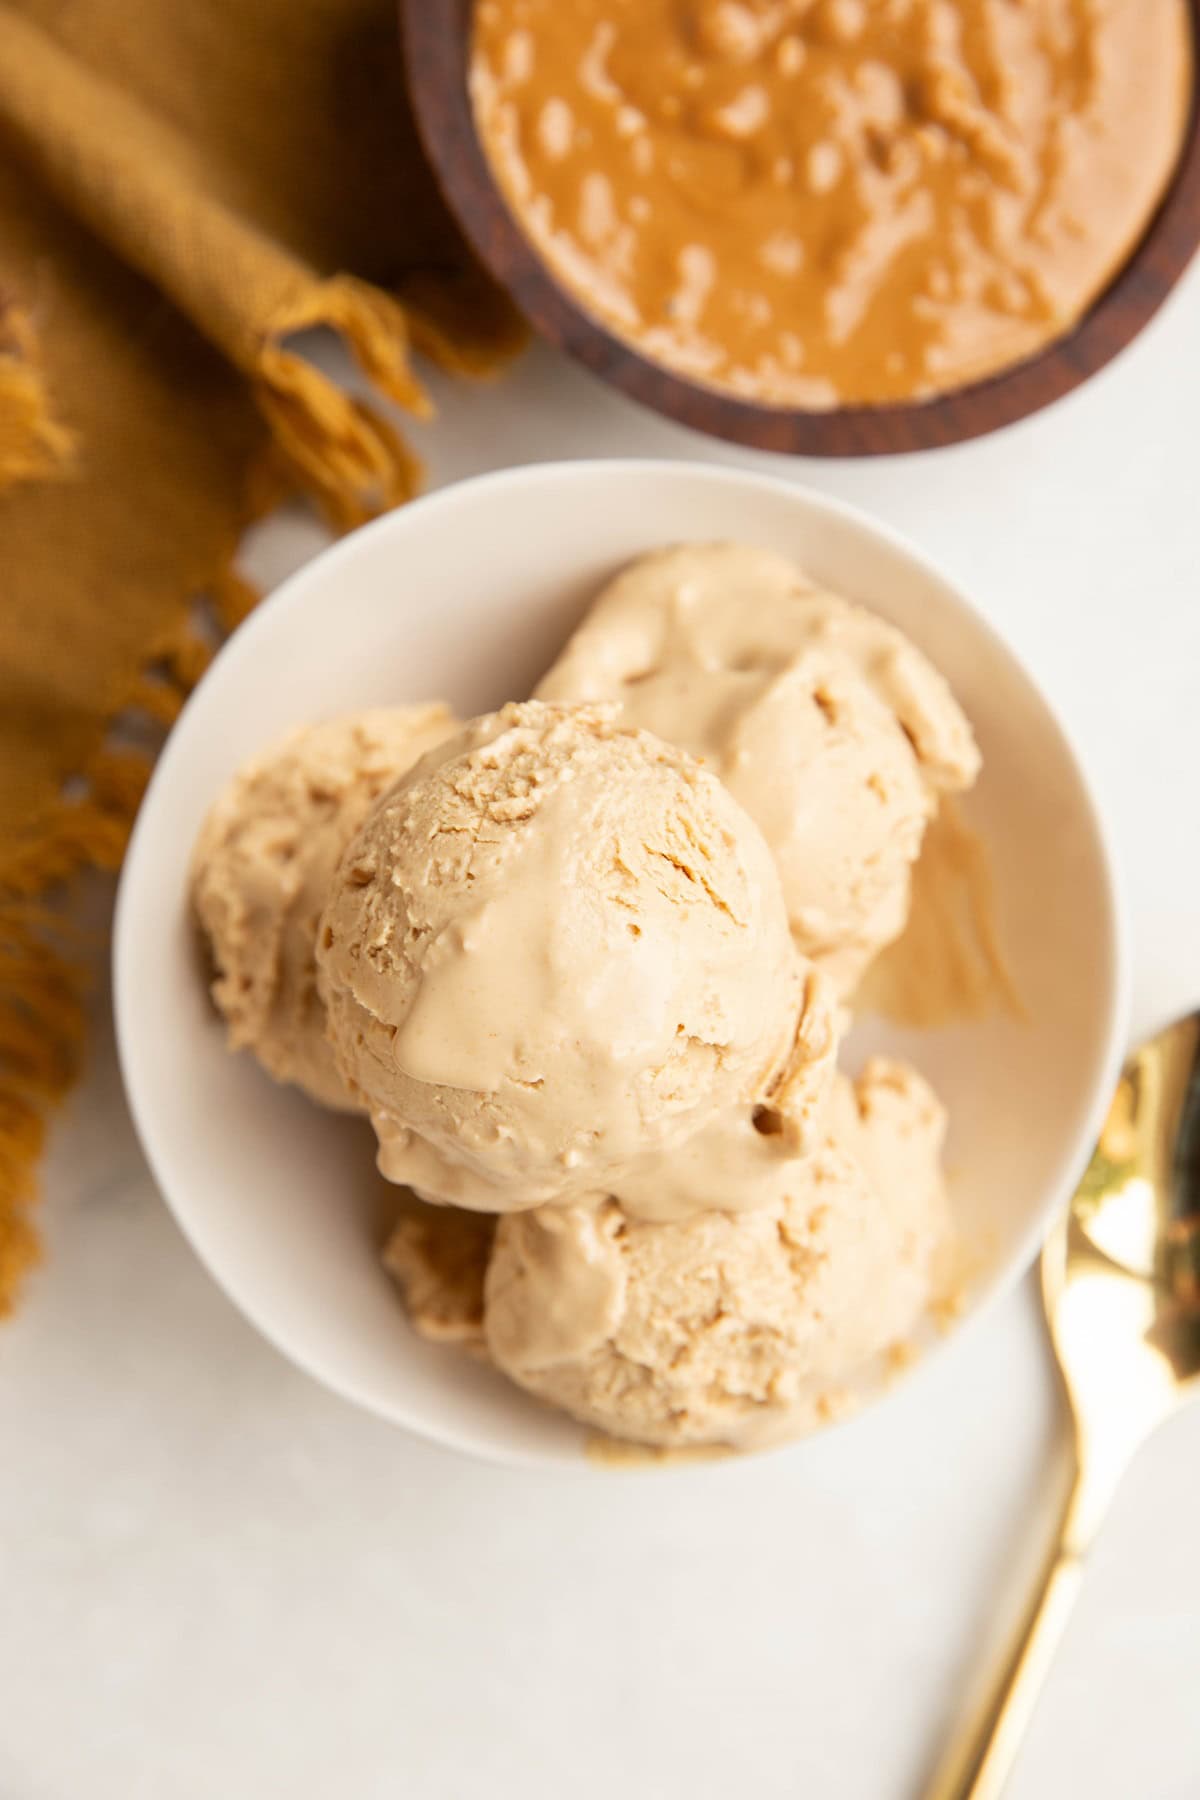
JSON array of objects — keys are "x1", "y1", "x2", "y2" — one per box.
[
  {"x1": 829, "y1": 1056, "x2": 951, "y2": 1224},
  {"x1": 191, "y1": 704, "x2": 457, "y2": 1109},
  {"x1": 318, "y1": 700, "x2": 835, "y2": 1211},
  {"x1": 536, "y1": 543, "x2": 980, "y2": 992},
  {"x1": 369, "y1": 948, "x2": 836, "y2": 1224},
  {"x1": 484, "y1": 1058, "x2": 949, "y2": 1449},
  {"x1": 383, "y1": 1200, "x2": 495, "y2": 1349}
]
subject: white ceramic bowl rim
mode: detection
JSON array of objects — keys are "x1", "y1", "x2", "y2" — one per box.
[{"x1": 114, "y1": 459, "x2": 1130, "y2": 1469}]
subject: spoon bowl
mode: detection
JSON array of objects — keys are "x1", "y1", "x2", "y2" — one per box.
[
  {"x1": 930, "y1": 1010, "x2": 1200, "y2": 1800},
  {"x1": 1047, "y1": 1012, "x2": 1200, "y2": 1536}
]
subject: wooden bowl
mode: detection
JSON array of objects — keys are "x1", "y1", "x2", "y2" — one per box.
[{"x1": 401, "y1": 1, "x2": 1200, "y2": 456}]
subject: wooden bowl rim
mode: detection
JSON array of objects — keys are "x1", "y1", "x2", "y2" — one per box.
[{"x1": 401, "y1": 0, "x2": 1200, "y2": 456}]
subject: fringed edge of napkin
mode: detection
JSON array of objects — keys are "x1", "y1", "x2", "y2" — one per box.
[
  {"x1": 0, "y1": 276, "x2": 526, "y2": 1311},
  {"x1": 0, "y1": 506, "x2": 264, "y2": 1313},
  {"x1": 253, "y1": 271, "x2": 525, "y2": 529},
  {"x1": 254, "y1": 274, "x2": 430, "y2": 529},
  {"x1": 0, "y1": 298, "x2": 77, "y2": 493}
]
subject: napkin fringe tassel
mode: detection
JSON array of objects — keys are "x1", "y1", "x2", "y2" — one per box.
[
  {"x1": 0, "y1": 299, "x2": 77, "y2": 493},
  {"x1": 254, "y1": 276, "x2": 430, "y2": 531},
  {"x1": 0, "y1": 265, "x2": 511, "y2": 1309},
  {"x1": 0, "y1": 457, "x2": 290, "y2": 1313}
]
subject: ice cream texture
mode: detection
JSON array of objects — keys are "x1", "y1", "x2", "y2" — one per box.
[
  {"x1": 189, "y1": 538, "x2": 981, "y2": 1454},
  {"x1": 318, "y1": 700, "x2": 836, "y2": 1212},
  {"x1": 383, "y1": 1200, "x2": 495, "y2": 1350},
  {"x1": 484, "y1": 1059, "x2": 950, "y2": 1449},
  {"x1": 537, "y1": 544, "x2": 980, "y2": 993},
  {"x1": 191, "y1": 704, "x2": 457, "y2": 1109}
]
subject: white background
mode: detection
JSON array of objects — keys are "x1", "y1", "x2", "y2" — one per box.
[{"x1": 2, "y1": 264, "x2": 1200, "y2": 1798}]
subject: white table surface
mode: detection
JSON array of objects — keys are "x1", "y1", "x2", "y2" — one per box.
[{"x1": 4, "y1": 270, "x2": 1200, "y2": 1800}]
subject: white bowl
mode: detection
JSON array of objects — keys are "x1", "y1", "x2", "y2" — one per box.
[{"x1": 114, "y1": 460, "x2": 1128, "y2": 1468}]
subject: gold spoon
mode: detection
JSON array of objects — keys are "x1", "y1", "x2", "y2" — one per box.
[{"x1": 928, "y1": 1012, "x2": 1200, "y2": 1800}]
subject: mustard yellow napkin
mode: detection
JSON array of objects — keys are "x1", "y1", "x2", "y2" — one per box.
[{"x1": 0, "y1": 0, "x2": 524, "y2": 1308}]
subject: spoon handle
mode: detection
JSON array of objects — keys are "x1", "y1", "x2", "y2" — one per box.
[{"x1": 925, "y1": 1473, "x2": 1094, "y2": 1800}]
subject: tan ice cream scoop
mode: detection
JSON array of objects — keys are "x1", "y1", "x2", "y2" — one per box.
[
  {"x1": 484, "y1": 1058, "x2": 950, "y2": 1449},
  {"x1": 537, "y1": 543, "x2": 980, "y2": 992},
  {"x1": 318, "y1": 699, "x2": 836, "y2": 1212},
  {"x1": 191, "y1": 704, "x2": 457, "y2": 1109},
  {"x1": 383, "y1": 1200, "x2": 495, "y2": 1351}
]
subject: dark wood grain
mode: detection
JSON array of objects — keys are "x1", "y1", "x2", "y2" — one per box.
[{"x1": 401, "y1": 1, "x2": 1200, "y2": 456}]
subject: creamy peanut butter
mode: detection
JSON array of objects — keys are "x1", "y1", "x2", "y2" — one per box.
[{"x1": 471, "y1": 0, "x2": 1193, "y2": 406}]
